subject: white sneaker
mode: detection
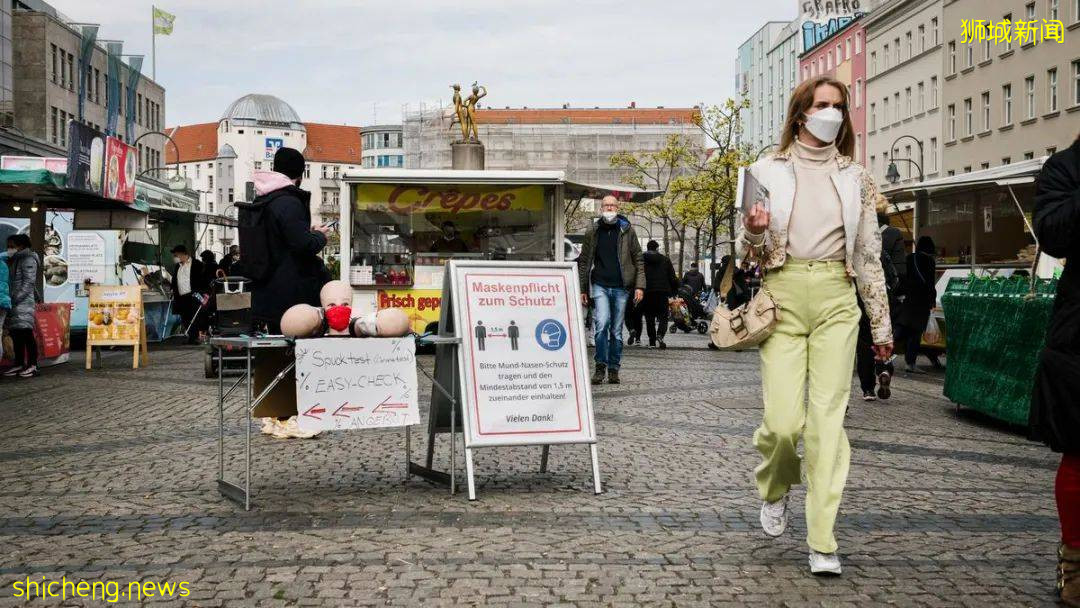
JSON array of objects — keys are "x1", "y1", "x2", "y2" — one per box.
[
  {"x1": 17, "y1": 365, "x2": 38, "y2": 378},
  {"x1": 271, "y1": 416, "x2": 320, "y2": 439},
  {"x1": 808, "y1": 550, "x2": 842, "y2": 576},
  {"x1": 760, "y1": 494, "x2": 789, "y2": 537},
  {"x1": 2, "y1": 365, "x2": 23, "y2": 377},
  {"x1": 260, "y1": 418, "x2": 279, "y2": 436}
]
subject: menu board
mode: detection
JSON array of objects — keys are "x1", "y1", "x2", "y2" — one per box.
[{"x1": 87, "y1": 285, "x2": 142, "y2": 344}]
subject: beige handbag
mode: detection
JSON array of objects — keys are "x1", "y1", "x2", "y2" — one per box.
[{"x1": 709, "y1": 278, "x2": 781, "y2": 350}]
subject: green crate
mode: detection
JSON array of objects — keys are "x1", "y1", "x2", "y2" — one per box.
[{"x1": 941, "y1": 277, "x2": 1056, "y2": 426}]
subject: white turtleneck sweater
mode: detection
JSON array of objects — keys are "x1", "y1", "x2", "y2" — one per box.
[{"x1": 786, "y1": 139, "x2": 846, "y2": 262}]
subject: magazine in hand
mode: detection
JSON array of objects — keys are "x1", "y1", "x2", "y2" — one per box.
[{"x1": 736, "y1": 167, "x2": 770, "y2": 216}]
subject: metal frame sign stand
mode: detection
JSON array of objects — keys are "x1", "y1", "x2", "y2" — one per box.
[{"x1": 437, "y1": 260, "x2": 602, "y2": 500}]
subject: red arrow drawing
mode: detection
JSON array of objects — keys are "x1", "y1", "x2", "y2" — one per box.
[
  {"x1": 373, "y1": 395, "x2": 409, "y2": 413},
  {"x1": 302, "y1": 404, "x2": 326, "y2": 420},
  {"x1": 332, "y1": 401, "x2": 363, "y2": 418}
]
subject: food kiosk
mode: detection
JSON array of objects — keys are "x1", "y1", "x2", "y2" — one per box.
[{"x1": 339, "y1": 170, "x2": 567, "y2": 334}]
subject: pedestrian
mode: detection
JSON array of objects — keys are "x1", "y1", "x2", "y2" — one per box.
[
  {"x1": 200, "y1": 250, "x2": 220, "y2": 285},
  {"x1": 240, "y1": 147, "x2": 330, "y2": 440},
  {"x1": 3, "y1": 234, "x2": 42, "y2": 378},
  {"x1": 738, "y1": 75, "x2": 892, "y2": 576},
  {"x1": 577, "y1": 195, "x2": 644, "y2": 385},
  {"x1": 642, "y1": 240, "x2": 678, "y2": 349},
  {"x1": 0, "y1": 241, "x2": 12, "y2": 372},
  {"x1": 681, "y1": 262, "x2": 705, "y2": 296},
  {"x1": 219, "y1": 245, "x2": 239, "y2": 277},
  {"x1": 625, "y1": 294, "x2": 644, "y2": 346},
  {"x1": 896, "y1": 236, "x2": 937, "y2": 374},
  {"x1": 170, "y1": 245, "x2": 208, "y2": 344},
  {"x1": 247, "y1": 147, "x2": 331, "y2": 333},
  {"x1": 1029, "y1": 131, "x2": 1080, "y2": 608},
  {"x1": 855, "y1": 201, "x2": 905, "y2": 400}
]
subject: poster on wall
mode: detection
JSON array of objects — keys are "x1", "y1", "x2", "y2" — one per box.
[
  {"x1": 66, "y1": 122, "x2": 107, "y2": 196},
  {"x1": 103, "y1": 136, "x2": 136, "y2": 203},
  {"x1": 377, "y1": 289, "x2": 442, "y2": 334},
  {"x1": 447, "y1": 260, "x2": 596, "y2": 448},
  {"x1": 67, "y1": 231, "x2": 108, "y2": 284}
]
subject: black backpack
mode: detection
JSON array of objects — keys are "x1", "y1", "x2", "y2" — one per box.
[{"x1": 233, "y1": 199, "x2": 275, "y2": 282}]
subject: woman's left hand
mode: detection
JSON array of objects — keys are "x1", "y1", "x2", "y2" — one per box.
[{"x1": 873, "y1": 342, "x2": 894, "y2": 361}]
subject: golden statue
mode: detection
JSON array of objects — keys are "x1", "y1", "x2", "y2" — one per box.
[
  {"x1": 464, "y1": 82, "x2": 487, "y2": 141},
  {"x1": 451, "y1": 84, "x2": 468, "y2": 141}
]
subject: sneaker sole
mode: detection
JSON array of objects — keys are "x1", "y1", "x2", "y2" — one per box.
[{"x1": 810, "y1": 567, "x2": 842, "y2": 576}]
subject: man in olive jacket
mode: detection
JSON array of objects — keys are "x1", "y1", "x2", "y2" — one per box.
[{"x1": 577, "y1": 195, "x2": 645, "y2": 385}]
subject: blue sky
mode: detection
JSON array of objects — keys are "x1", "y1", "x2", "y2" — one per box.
[{"x1": 50, "y1": 0, "x2": 795, "y2": 127}]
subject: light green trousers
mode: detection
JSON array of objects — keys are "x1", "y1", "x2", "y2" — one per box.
[{"x1": 754, "y1": 259, "x2": 859, "y2": 554}]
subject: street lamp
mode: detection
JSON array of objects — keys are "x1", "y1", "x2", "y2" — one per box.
[
  {"x1": 132, "y1": 130, "x2": 184, "y2": 188},
  {"x1": 885, "y1": 135, "x2": 924, "y2": 184},
  {"x1": 755, "y1": 142, "x2": 777, "y2": 160}
]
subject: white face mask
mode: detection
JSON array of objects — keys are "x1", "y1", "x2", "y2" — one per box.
[
  {"x1": 803, "y1": 107, "x2": 844, "y2": 143},
  {"x1": 601, "y1": 210, "x2": 617, "y2": 223},
  {"x1": 6, "y1": 247, "x2": 15, "y2": 255}
]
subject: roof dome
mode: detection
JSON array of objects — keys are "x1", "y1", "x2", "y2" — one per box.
[
  {"x1": 217, "y1": 143, "x2": 237, "y2": 159},
  {"x1": 222, "y1": 94, "x2": 303, "y2": 126}
]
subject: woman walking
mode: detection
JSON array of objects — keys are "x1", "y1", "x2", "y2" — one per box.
[
  {"x1": 737, "y1": 75, "x2": 892, "y2": 575},
  {"x1": 1030, "y1": 132, "x2": 1080, "y2": 606},
  {"x1": 4, "y1": 234, "x2": 41, "y2": 378},
  {"x1": 897, "y1": 237, "x2": 937, "y2": 374}
]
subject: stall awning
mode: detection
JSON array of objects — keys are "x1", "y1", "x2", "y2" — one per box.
[
  {"x1": 564, "y1": 180, "x2": 665, "y2": 203},
  {"x1": 0, "y1": 168, "x2": 150, "y2": 213},
  {"x1": 343, "y1": 169, "x2": 566, "y2": 185},
  {"x1": 882, "y1": 156, "x2": 1048, "y2": 202}
]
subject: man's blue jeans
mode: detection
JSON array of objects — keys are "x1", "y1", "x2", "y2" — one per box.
[{"x1": 591, "y1": 284, "x2": 629, "y2": 371}]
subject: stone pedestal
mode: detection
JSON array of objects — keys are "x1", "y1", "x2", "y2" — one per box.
[{"x1": 451, "y1": 141, "x2": 485, "y2": 170}]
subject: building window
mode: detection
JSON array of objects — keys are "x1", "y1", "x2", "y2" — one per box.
[
  {"x1": 905, "y1": 87, "x2": 912, "y2": 117},
  {"x1": 1003, "y1": 157, "x2": 1012, "y2": 165},
  {"x1": 59, "y1": 47, "x2": 67, "y2": 88},
  {"x1": 870, "y1": 102, "x2": 876, "y2": 130},
  {"x1": 906, "y1": 31, "x2": 912, "y2": 58},
  {"x1": 332, "y1": 165, "x2": 340, "y2": 179},
  {"x1": 948, "y1": 42, "x2": 956, "y2": 74},
  {"x1": 855, "y1": 79, "x2": 863, "y2": 108},
  {"x1": 845, "y1": 38, "x2": 851, "y2": 60},
  {"x1": 871, "y1": 51, "x2": 877, "y2": 74},
  {"x1": 856, "y1": 133, "x2": 862, "y2": 160},
  {"x1": 948, "y1": 104, "x2": 956, "y2": 139},
  {"x1": 1026, "y1": 2, "x2": 1036, "y2": 20},
  {"x1": 1050, "y1": 0, "x2": 1059, "y2": 20},
  {"x1": 964, "y1": 98, "x2": 973, "y2": 135},
  {"x1": 918, "y1": 25, "x2": 925, "y2": 53},
  {"x1": 981, "y1": 162, "x2": 990, "y2": 170},
  {"x1": 1048, "y1": 146, "x2": 1058, "y2": 155},
  {"x1": 856, "y1": 32, "x2": 863, "y2": 54},
  {"x1": 883, "y1": 44, "x2": 890, "y2": 70},
  {"x1": 322, "y1": 164, "x2": 328, "y2": 178},
  {"x1": 67, "y1": 53, "x2": 74, "y2": 91},
  {"x1": 1049, "y1": 68, "x2": 1059, "y2": 112},
  {"x1": 1025, "y1": 151, "x2": 1035, "y2": 160},
  {"x1": 981, "y1": 91, "x2": 991, "y2": 131},
  {"x1": 894, "y1": 92, "x2": 901, "y2": 122},
  {"x1": 905, "y1": 145, "x2": 913, "y2": 178},
  {"x1": 1004, "y1": 14, "x2": 1014, "y2": 51},
  {"x1": 50, "y1": 107, "x2": 58, "y2": 144},
  {"x1": 894, "y1": 37, "x2": 900, "y2": 64},
  {"x1": 930, "y1": 137, "x2": 938, "y2": 170},
  {"x1": 883, "y1": 98, "x2": 890, "y2": 124},
  {"x1": 931, "y1": 17, "x2": 939, "y2": 45},
  {"x1": 50, "y1": 44, "x2": 58, "y2": 83},
  {"x1": 1003, "y1": 84, "x2": 1013, "y2": 124},
  {"x1": 931, "y1": 76, "x2": 938, "y2": 108},
  {"x1": 253, "y1": 161, "x2": 261, "y2": 170},
  {"x1": 1073, "y1": 60, "x2": 1080, "y2": 106},
  {"x1": 966, "y1": 45, "x2": 973, "y2": 68},
  {"x1": 1026, "y1": 75, "x2": 1036, "y2": 117},
  {"x1": 208, "y1": 174, "x2": 213, "y2": 189},
  {"x1": 870, "y1": 155, "x2": 876, "y2": 175},
  {"x1": 227, "y1": 188, "x2": 234, "y2": 203},
  {"x1": 304, "y1": 164, "x2": 311, "y2": 178},
  {"x1": 964, "y1": 166, "x2": 972, "y2": 173},
  {"x1": 917, "y1": 82, "x2": 925, "y2": 113}
]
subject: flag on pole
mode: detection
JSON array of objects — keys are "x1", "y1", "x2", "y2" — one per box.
[{"x1": 152, "y1": 7, "x2": 175, "y2": 35}]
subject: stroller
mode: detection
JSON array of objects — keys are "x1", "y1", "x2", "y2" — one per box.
[
  {"x1": 203, "y1": 276, "x2": 254, "y2": 378},
  {"x1": 669, "y1": 284, "x2": 709, "y2": 335}
]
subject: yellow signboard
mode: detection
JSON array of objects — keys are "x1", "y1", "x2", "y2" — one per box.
[
  {"x1": 354, "y1": 183, "x2": 545, "y2": 215},
  {"x1": 86, "y1": 285, "x2": 148, "y2": 369},
  {"x1": 377, "y1": 289, "x2": 442, "y2": 334}
]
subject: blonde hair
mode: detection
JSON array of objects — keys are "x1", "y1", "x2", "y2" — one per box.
[{"x1": 779, "y1": 75, "x2": 856, "y2": 158}]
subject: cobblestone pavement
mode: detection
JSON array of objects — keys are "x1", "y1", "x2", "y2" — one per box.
[{"x1": 0, "y1": 341, "x2": 1061, "y2": 606}]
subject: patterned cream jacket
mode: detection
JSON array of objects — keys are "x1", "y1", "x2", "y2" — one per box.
[{"x1": 735, "y1": 149, "x2": 893, "y2": 345}]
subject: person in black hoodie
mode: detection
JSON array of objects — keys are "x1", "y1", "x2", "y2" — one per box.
[
  {"x1": 247, "y1": 147, "x2": 331, "y2": 333},
  {"x1": 642, "y1": 240, "x2": 678, "y2": 349},
  {"x1": 681, "y1": 262, "x2": 705, "y2": 296},
  {"x1": 1030, "y1": 133, "x2": 1080, "y2": 607},
  {"x1": 897, "y1": 236, "x2": 937, "y2": 373}
]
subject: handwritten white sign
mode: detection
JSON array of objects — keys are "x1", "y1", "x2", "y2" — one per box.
[{"x1": 294, "y1": 337, "x2": 420, "y2": 432}]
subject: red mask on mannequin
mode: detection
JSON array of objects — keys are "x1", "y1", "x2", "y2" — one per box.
[{"x1": 324, "y1": 305, "x2": 352, "y2": 332}]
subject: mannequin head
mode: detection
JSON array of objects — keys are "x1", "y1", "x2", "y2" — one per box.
[
  {"x1": 351, "y1": 308, "x2": 411, "y2": 337},
  {"x1": 280, "y1": 304, "x2": 323, "y2": 338},
  {"x1": 320, "y1": 280, "x2": 352, "y2": 307}
]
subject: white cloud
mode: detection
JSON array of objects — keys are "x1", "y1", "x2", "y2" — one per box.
[{"x1": 47, "y1": 0, "x2": 795, "y2": 126}]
